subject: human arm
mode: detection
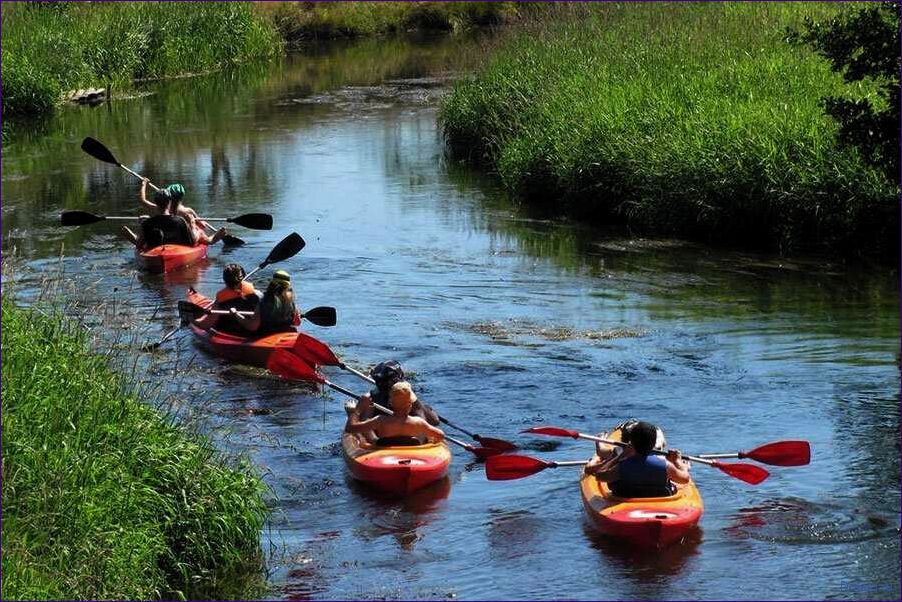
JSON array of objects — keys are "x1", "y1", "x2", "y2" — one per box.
[
  {"x1": 345, "y1": 412, "x2": 381, "y2": 434},
  {"x1": 138, "y1": 178, "x2": 157, "y2": 210},
  {"x1": 584, "y1": 455, "x2": 620, "y2": 482},
  {"x1": 666, "y1": 449, "x2": 691, "y2": 484}
]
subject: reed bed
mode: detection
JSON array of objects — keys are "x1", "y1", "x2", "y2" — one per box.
[
  {"x1": 1, "y1": 297, "x2": 268, "y2": 600},
  {"x1": 1, "y1": 1, "x2": 280, "y2": 116},
  {"x1": 440, "y1": 3, "x2": 899, "y2": 259}
]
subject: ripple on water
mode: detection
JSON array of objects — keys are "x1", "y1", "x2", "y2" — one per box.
[{"x1": 728, "y1": 496, "x2": 901, "y2": 545}]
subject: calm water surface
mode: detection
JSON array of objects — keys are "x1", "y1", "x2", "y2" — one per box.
[{"x1": 2, "y1": 35, "x2": 899, "y2": 600}]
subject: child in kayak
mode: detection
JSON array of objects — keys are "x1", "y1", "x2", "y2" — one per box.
[
  {"x1": 584, "y1": 420, "x2": 690, "y2": 498},
  {"x1": 356, "y1": 360, "x2": 440, "y2": 427},
  {"x1": 345, "y1": 382, "x2": 445, "y2": 446},
  {"x1": 193, "y1": 264, "x2": 261, "y2": 332},
  {"x1": 230, "y1": 270, "x2": 300, "y2": 335}
]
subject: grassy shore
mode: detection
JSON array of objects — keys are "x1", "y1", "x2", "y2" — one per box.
[
  {"x1": 257, "y1": 1, "x2": 518, "y2": 45},
  {"x1": 1, "y1": 298, "x2": 268, "y2": 600},
  {"x1": 440, "y1": 3, "x2": 900, "y2": 260},
  {"x1": 1, "y1": 1, "x2": 280, "y2": 117}
]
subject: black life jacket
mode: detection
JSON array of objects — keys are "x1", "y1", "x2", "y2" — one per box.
[{"x1": 140, "y1": 215, "x2": 194, "y2": 247}]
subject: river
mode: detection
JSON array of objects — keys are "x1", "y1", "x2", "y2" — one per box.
[{"x1": 2, "y1": 34, "x2": 899, "y2": 601}]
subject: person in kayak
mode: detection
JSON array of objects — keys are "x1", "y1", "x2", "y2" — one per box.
[
  {"x1": 229, "y1": 269, "x2": 300, "y2": 335},
  {"x1": 193, "y1": 264, "x2": 261, "y2": 332},
  {"x1": 345, "y1": 382, "x2": 445, "y2": 446},
  {"x1": 356, "y1": 360, "x2": 440, "y2": 427},
  {"x1": 135, "y1": 180, "x2": 227, "y2": 245},
  {"x1": 584, "y1": 421, "x2": 690, "y2": 498}
]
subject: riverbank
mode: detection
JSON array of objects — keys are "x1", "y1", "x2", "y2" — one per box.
[
  {"x1": 1, "y1": 2, "x2": 280, "y2": 117},
  {"x1": 1, "y1": 298, "x2": 268, "y2": 600},
  {"x1": 1, "y1": 1, "x2": 521, "y2": 118},
  {"x1": 440, "y1": 3, "x2": 900, "y2": 262}
]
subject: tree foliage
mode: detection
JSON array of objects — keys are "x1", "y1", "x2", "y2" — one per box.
[{"x1": 792, "y1": 2, "x2": 900, "y2": 183}]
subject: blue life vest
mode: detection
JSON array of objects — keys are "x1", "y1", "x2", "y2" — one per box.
[{"x1": 610, "y1": 454, "x2": 672, "y2": 498}]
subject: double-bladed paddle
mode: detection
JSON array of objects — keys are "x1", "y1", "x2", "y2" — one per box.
[
  {"x1": 61, "y1": 209, "x2": 272, "y2": 231},
  {"x1": 521, "y1": 426, "x2": 770, "y2": 485},
  {"x1": 266, "y1": 350, "x2": 500, "y2": 460},
  {"x1": 485, "y1": 455, "x2": 588, "y2": 481},
  {"x1": 286, "y1": 333, "x2": 517, "y2": 452},
  {"x1": 696, "y1": 441, "x2": 810, "y2": 466},
  {"x1": 176, "y1": 300, "x2": 337, "y2": 327}
]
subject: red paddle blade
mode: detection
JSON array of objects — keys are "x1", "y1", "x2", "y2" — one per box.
[
  {"x1": 742, "y1": 441, "x2": 811, "y2": 466},
  {"x1": 471, "y1": 446, "x2": 504, "y2": 460},
  {"x1": 521, "y1": 426, "x2": 580, "y2": 439},
  {"x1": 485, "y1": 455, "x2": 553, "y2": 481},
  {"x1": 292, "y1": 332, "x2": 340, "y2": 366},
  {"x1": 475, "y1": 436, "x2": 518, "y2": 452},
  {"x1": 713, "y1": 461, "x2": 769, "y2": 485},
  {"x1": 267, "y1": 350, "x2": 324, "y2": 384}
]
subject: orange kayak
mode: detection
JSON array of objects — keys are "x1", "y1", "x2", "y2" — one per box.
[
  {"x1": 342, "y1": 432, "x2": 451, "y2": 496},
  {"x1": 579, "y1": 426, "x2": 703, "y2": 548},
  {"x1": 136, "y1": 244, "x2": 207, "y2": 273},
  {"x1": 186, "y1": 290, "x2": 298, "y2": 367}
]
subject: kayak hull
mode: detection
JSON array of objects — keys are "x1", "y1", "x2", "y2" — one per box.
[
  {"x1": 342, "y1": 432, "x2": 451, "y2": 496},
  {"x1": 136, "y1": 244, "x2": 207, "y2": 273},
  {"x1": 579, "y1": 426, "x2": 703, "y2": 548},
  {"x1": 186, "y1": 291, "x2": 298, "y2": 367}
]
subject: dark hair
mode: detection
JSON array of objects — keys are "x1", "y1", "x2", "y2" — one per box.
[
  {"x1": 223, "y1": 263, "x2": 246, "y2": 288},
  {"x1": 370, "y1": 361, "x2": 404, "y2": 393},
  {"x1": 153, "y1": 190, "x2": 170, "y2": 211},
  {"x1": 630, "y1": 421, "x2": 658, "y2": 455}
]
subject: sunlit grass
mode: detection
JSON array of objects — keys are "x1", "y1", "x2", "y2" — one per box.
[
  {"x1": 1, "y1": 297, "x2": 268, "y2": 600},
  {"x1": 440, "y1": 2, "x2": 899, "y2": 258}
]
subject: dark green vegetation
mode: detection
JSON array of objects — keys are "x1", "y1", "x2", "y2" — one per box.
[
  {"x1": 1, "y1": 299, "x2": 268, "y2": 600},
  {"x1": 790, "y1": 2, "x2": 900, "y2": 184},
  {"x1": 440, "y1": 3, "x2": 900, "y2": 260},
  {"x1": 259, "y1": 1, "x2": 517, "y2": 45},
  {"x1": 1, "y1": 1, "x2": 280, "y2": 116}
]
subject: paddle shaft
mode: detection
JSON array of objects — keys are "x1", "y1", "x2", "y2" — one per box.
[
  {"x1": 571, "y1": 431, "x2": 716, "y2": 466},
  {"x1": 325, "y1": 379, "x2": 474, "y2": 452}
]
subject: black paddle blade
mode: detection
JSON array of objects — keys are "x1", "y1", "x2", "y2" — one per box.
[
  {"x1": 81, "y1": 137, "x2": 119, "y2": 165},
  {"x1": 221, "y1": 233, "x2": 246, "y2": 247},
  {"x1": 229, "y1": 213, "x2": 273, "y2": 230},
  {"x1": 302, "y1": 306, "x2": 337, "y2": 327},
  {"x1": 263, "y1": 232, "x2": 305, "y2": 266},
  {"x1": 176, "y1": 300, "x2": 206, "y2": 324},
  {"x1": 61, "y1": 210, "x2": 104, "y2": 226}
]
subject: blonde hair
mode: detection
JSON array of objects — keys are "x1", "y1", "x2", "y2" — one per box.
[{"x1": 389, "y1": 381, "x2": 416, "y2": 415}]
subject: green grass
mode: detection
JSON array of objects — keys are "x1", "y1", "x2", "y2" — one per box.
[
  {"x1": 257, "y1": 1, "x2": 518, "y2": 44},
  {"x1": 1, "y1": 297, "x2": 268, "y2": 600},
  {"x1": 1, "y1": 1, "x2": 281, "y2": 117},
  {"x1": 440, "y1": 3, "x2": 900, "y2": 259}
]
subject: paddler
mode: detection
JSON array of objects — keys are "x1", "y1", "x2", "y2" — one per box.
[
  {"x1": 356, "y1": 361, "x2": 440, "y2": 427},
  {"x1": 230, "y1": 269, "x2": 300, "y2": 335},
  {"x1": 584, "y1": 420, "x2": 690, "y2": 498},
  {"x1": 135, "y1": 179, "x2": 227, "y2": 245},
  {"x1": 193, "y1": 264, "x2": 261, "y2": 332},
  {"x1": 345, "y1": 382, "x2": 445, "y2": 446}
]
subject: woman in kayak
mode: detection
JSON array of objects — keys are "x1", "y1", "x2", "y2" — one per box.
[
  {"x1": 193, "y1": 264, "x2": 261, "y2": 332},
  {"x1": 345, "y1": 382, "x2": 445, "y2": 446},
  {"x1": 355, "y1": 361, "x2": 440, "y2": 428},
  {"x1": 230, "y1": 269, "x2": 300, "y2": 335},
  {"x1": 584, "y1": 421, "x2": 690, "y2": 498}
]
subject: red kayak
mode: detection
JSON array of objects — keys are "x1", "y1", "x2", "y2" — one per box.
[
  {"x1": 186, "y1": 290, "x2": 299, "y2": 367},
  {"x1": 342, "y1": 432, "x2": 452, "y2": 496},
  {"x1": 136, "y1": 244, "x2": 207, "y2": 273}
]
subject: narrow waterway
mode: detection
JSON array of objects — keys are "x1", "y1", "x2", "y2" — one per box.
[{"x1": 2, "y1": 34, "x2": 899, "y2": 600}]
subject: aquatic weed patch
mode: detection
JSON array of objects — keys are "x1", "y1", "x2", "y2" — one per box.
[
  {"x1": 1, "y1": 298, "x2": 268, "y2": 600},
  {"x1": 440, "y1": 3, "x2": 900, "y2": 260},
  {"x1": 453, "y1": 319, "x2": 646, "y2": 343}
]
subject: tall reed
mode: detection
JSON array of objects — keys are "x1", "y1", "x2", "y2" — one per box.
[
  {"x1": 1, "y1": 297, "x2": 268, "y2": 600},
  {"x1": 440, "y1": 3, "x2": 899, "y2": 259}
]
